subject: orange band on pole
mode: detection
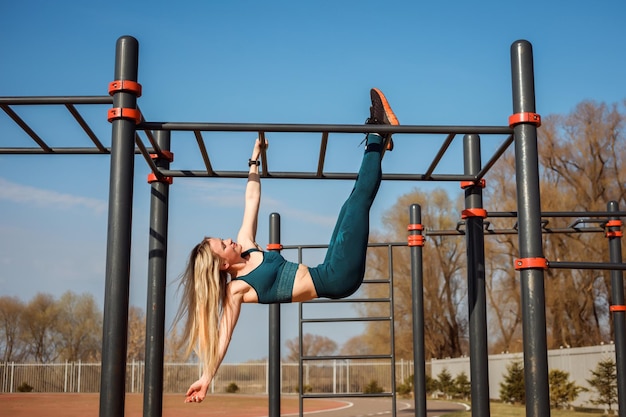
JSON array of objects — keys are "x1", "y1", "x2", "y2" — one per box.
[
  {"x1": 461, "y1": 208, "x2": 487, "y2": 219},
  {"x1": 460, "y1": 179, "x2": 486, "y2": 189},
  {"x1": 407, "y1": 224, "x2": 424, "y2": 231},
  {"x1": 108, "y1": 80, "x2": 142, "y2": 97},
  {"x1": 514, "y1": 257, "x2": 548, "y2": 270},
  {"x1": 147, "y1": 173, "x2": 173, "y2": 184},
  {"x1": 108, "y1": 107, "x2": 141, "y2": 124},
  {"x1": 408, "y1": 235, "x2": 425, "y2": 247},
  {"x1": 610, "y1": 305, "x2": 626, "y2": 312},
  {"x1": 266, "y1": 243, "x2": 283, "y2": 251},
  {"x1": 150, "y1": 151, "x2": 174, "y2": 163},
  {"x1": 605, "y1": 219, "x2": 623, "y2": 238},
  {"x1": 509, "y1": 112, "x2": 541, "y2": 127}
]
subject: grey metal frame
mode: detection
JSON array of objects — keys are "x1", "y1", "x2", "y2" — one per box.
[{"x1": 1, "y1": 36, "x2": 625, "y2": 417}]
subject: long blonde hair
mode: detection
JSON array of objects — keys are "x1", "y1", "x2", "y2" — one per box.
[{"x1": 174, "y1": 238, "x2": 228, "y2": 376}]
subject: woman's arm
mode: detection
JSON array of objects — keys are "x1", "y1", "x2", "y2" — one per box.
[
  {"x1": 185, "y1": 289, "x2": 244, "y2": 403},
  {"x1": 237, "y1": 137, "x2": 266, "y2": 246}
]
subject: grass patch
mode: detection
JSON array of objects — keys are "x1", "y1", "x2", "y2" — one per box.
[{"x1": 441, "y1": 402, "x2": 605, "y2": 417}]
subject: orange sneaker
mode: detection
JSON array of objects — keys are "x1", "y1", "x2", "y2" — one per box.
[{"x1": 366, "y1": 88, "x2": 399, "y2": 151}]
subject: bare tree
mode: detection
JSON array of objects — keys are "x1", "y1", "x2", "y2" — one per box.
[
  {"x1": 485, "y1": 100, "x2": 626, "y2": 350},
  {"x1": 165, "y1": 323, "x2": 190, "y2": 362},
  {"x1": 0, "y1": 296, "x2": 27, "y2": 362},
  {"x1": 483, "y1": 151, "x2": 524, "y2": 353},
  {"x1": 360, "y1": 188, "x2": 468, "y2": 360},
  {"x1": 284, "y1": 333, "x2": 337, "y2": 362},
  {"x1": 56, "y1": 291, "x2": 102, "y2": 361},
  {"x1": 20, "y1": 293, "x2": 61, "y2": 362},
  {"x1": 127, "y1": 306, "x2": 146, "y2": 361}
]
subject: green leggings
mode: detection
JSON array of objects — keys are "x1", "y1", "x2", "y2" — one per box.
[{"x1": 309, "y1": 133, "x2": 383, "y2": 298}]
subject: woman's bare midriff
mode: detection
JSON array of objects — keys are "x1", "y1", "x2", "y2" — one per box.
[{"x1": 291, "y1": 264, "x2": 318, "y2": 302}]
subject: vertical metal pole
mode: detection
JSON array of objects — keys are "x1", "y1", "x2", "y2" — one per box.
[
  {"x1": 510, "y1": 39, "x2": 551, "y2": 417},
  {"x1": 607, "y1": 201, "x2": 626, "y2": 417},
  {"x1": 388, "y1": 244, "x2": 397, "y2": 417},
  {"x1": 409, "y1": 204, "x2": 427, "y2": 417},
  {"x1": 100, "y1": 35, "x2": 139, "y2": 417},
  {"x1": 298, "y1": 247, "x2": 305, "y2": 417},
  {"x1": 143, "y1": 131, "x2": 171, "y2": 417},
  {"x1": 268, "y1": 213, "x2": 281, "y2": 417},
  {"x1": 463, "y1": 134, "x2": 490, "y2": 417}
]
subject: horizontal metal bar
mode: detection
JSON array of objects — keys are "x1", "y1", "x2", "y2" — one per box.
[
  {"x1": 488, "y1": 211, "x2": 626, "y2": 218},
  {"x1": 304, "y1": 297, "x2": 391, "y2": 304},
  {"x1": 0, "y1": 148, "x2": 159, "y2": 155},
  {"x1": 302, "y1": 392, "x2": 393, "y2": 399},
  {"x1": 301, "y1": 354, "x2": 391, "y2": 361},
  {"x1": 280, "y1": 242, "x2": 408, "y2": 250},
  {"x1": 301, "y1": 316, "x2": 390, "y2": 323},
  {"x1": 427, "y1": 227, "x2": 607, "y2": 236},
  {"x1": 0, "y1": 96, "x2": 112, "y2": 105},
  {"x1": 140, "y1": 121, "x2": 512, "y2": 135},
  {"x1": 158, "y1": 169, "x2": 482, "y2": 182},
  {"x1": 548, "y1": 261, "x2": 626, "y2": 271},
  {"x1": 362, "y1": 279, "x2": 391, "y2": 284}
]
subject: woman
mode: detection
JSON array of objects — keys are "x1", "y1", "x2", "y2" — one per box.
[{"x1": 176, "y1": 88, "x2": 399, "y2": 403}]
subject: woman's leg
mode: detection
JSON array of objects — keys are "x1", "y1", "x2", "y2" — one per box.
[
  {"x1": 310, "y1": 88, "x2": 398, "y2": 299},
  {"x1": 324, "y1": 133, "x2": 383, "y2": 260},
  {"x1": 311, "y1": 133, "x2": 383, "y2": 298}
]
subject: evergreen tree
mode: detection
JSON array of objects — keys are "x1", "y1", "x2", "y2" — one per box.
[
  {"x1": 587, "y1": 358, "x2": 618, "y2": 415},
  {"x1": 436, "y1": 368, "x2": 455, "y2": 399},
  {"x1": 499, "y1": 361, "x2": 525, "y2": 404},
  {"x1": 425, "y1": 373, "x2": 437, "y2": 396},
  {"x1": 454, "y1": 371, "x2": 471, "y2": 400},
  {"x1": 548, "y1": 369, "x2": 582, "y2": 409}
]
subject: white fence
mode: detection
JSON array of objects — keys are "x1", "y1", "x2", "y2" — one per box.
[
  {"x1": 1, "y1": 359, "x2": 415, "y2": 395},
  {"x1": 431, "y1": 343, "x2": 618, "y2": 408},
  {"x1": 4, "y1": 344, "x2": 616, "y2": 405}
]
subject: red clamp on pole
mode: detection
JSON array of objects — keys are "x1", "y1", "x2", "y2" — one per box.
[
  {"x1": 108, "y1": 107, "x2": 142, "y2": 124},
  {"x1": 150, "y1": 151, "x2": 175, "y2": 163},
  {"x1": 461, "y1": 208, "x2": 487, "y2": 219},
  {"x1": 610, "y1": 305, "x2": 626, "y2": 312},
  {"x1": 407, "y1": 224, "x2": 424, "y2": 231},
  {"x1": 147, "y1": 173, "x2": 173, "y2": 184},
  {"x1": 408, "y1": 235, "x2": 425, "y2": 247},
  {"x1": 460, "y1": 179, "x2": 486, "y2": 189},
  {"x1": 509, "y1": 112, "x2": 541, "y2": 127},
  {"x1": 108, "y1": 80, "x2": 142, "y2": 97},
  {"x1": 605, "y1": 219, "x2": 623, "y2": 238},
  {"x1": 267, "y1": 243, "x2": 283, "y2": 251},
  {"x1": 514, "y1": 257, "x2": 549, "y2": 270}
]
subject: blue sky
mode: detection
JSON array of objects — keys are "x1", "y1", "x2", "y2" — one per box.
[{"x1": 1, "y1": 1, "x2": 625, "y2": 363}]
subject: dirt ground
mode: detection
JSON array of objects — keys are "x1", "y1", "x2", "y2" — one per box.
[{"x1": 0, "y1": 393, "x2": 347, "y2": 417}]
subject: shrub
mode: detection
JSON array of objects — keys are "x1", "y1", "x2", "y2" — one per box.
[
  {"x1": 17, "y1": 382, "x2": 34, "y2": 392},
  {"x1": 396, "y1": 375, "x2": 413, "y2": 397},
  {"x1": 294, "y1": 384, "x2": 313, "y2": 393},
  {"x1": 587, "y1": 358, "x2": 618, "y2": 415},
  {"x1": 548, "y1": 369, "x2": 582, "y2": 409},
  {"x1": 454, "y1": 371, "x2": 471, "y2": 400},
  {"x1": 436, "y1": 368, "x2": 455, "y2": 399},
  {"x1": 363, "y1": 379, "x2": 384, "y2": 394},
  {"x1": 425, "y1": 374, "x2": 437, "y2": 395},
  {"x1": 225, "y1": 382, "x2": 239, "y2": 393},
  {"x1": 499, "y1": 361, "x2": 525, "y2": 404}
]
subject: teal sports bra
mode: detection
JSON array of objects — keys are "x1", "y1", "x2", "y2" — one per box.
[{"x1": 234, "y1": 248, "x2": 299, "y2": 304}]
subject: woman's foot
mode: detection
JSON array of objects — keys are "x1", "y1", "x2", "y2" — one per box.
[{"x1": 366, "y1": 88, "x2": 399, "y2": 152}]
